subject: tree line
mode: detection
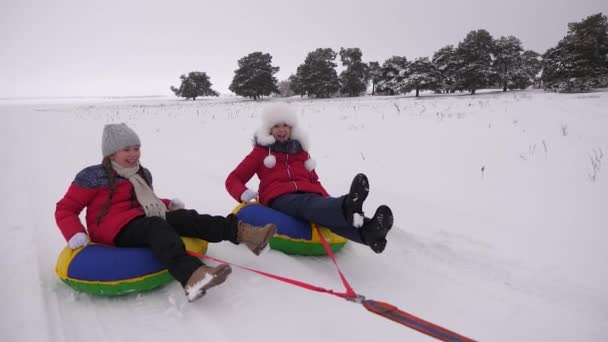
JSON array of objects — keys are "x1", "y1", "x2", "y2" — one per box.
[{"x1": 171, "y1": 13, "x2": 608, "y2": 100}]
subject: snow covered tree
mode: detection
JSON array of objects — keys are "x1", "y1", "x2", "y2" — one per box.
[
  {"x1": 170, "y1": 72, "x2": 219, "y2": 100},
  {"x1": 400, "y1": 57, "x2": 441, "y2": 97},
  {"x1": 492, "y1": 36, "x2": 524, "y2": 91},
  {"x1": 432, "y1": 45, "x2": 459, "y2": 93},
  {"x1": 229, "y1": 52, "x2": 279, "y2": 100},
  {"x1": 368, "y1": 61, "x2": 381, "y2": 95},
  {"x1": 454, "y1": 29, "x2": 495, "y2": 94},
  {"x1": 541, "y1": 37, "x2": 579, "y2": 92},
  {"x1": 292, "y1": 48, "x2": 340, "y2": 98},
  {"x1": 339, "y1": 47, "x2": 370, "y2": 97},
  {"x1": 542, "y1": 13, "x2": 608, "y2": 92},
  {"x1": 514, "y1": 50, "x2": 542, "y2": 89},
  {"x1": 376, "y1": 56, "x2": 408, "y2": 95}
]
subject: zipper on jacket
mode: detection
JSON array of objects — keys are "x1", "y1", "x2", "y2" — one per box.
[{"x1": 285, "y1": 154, "x2": 298, "y2": 191}]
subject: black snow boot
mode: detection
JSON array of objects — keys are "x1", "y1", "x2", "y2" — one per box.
[
  {"x1": 343, "y1": 173, "x2": 369, "y2": 228},
  {"x1": 360, "y1": 205, "x2": 393, "y2": 254}
]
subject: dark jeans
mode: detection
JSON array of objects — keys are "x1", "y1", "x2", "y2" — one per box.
[
  {"x1": 269, "y1": 193, "x2": 363, "y2": 244},
  {"x1": 113, "y1": 210, "x2": 239, "y2": 286}
]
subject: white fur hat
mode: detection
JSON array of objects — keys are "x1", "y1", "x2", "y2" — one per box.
[
  {"x1": 254, "y1": 103, "x2": 316, "y2": 171},
  {"x1": 101, "y1": 123, "x2": 140, "y2": 157},
  {"x1": 255, "y1": 103, "x2": 310, "y2": 150}
]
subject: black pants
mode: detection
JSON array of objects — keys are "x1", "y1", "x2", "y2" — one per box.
[{"x1": 113, "y1": 210, "x2": 239, "y2": 286}]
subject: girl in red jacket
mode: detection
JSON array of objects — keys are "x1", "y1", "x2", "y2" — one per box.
[
  {"x1": 55, "y1": 123, "x2": 276, "y2": 302},
  {"x1": 226, "y1": 104, "x2": 393, "y2": 253}
]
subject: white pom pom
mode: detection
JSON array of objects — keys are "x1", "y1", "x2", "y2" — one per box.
[
  {"x1": 264, "y1": 155, "x2": 276, "y2": 168},
  {"x1": 304, "y1": 158, "x2": 316, "y2": 171}
]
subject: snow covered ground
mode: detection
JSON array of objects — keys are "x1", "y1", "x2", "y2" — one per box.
[{"x1": 1, "y1": 89, "x2": 607, "y2": 341}]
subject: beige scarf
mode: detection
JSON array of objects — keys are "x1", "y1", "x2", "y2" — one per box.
[{"x1": 111, "y1": 161, "x2": 167, "y2": 219}]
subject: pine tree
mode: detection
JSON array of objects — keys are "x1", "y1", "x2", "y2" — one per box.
[
  {"x1": 401, "y1": 57, "x2": 441, "y2": 97},
  {"x1": 541, "y1": 39, "x2": 578, "y2": 92},
  {"x1": 376, "y1": 56, "x2": 408, "y2": 95},
  {"x1": 339, "y1": 47, "x2": 370, "y2": 97},
  {"x1": 569, "y1": 12, "x2": 608, "y2": 87},
  {"x1": 229, "y1": 52, "x2": 280, "y2": 100},
  {"x1": 492, "y1": 36, "x2": 524, "y2": 91},
  {"x1": 288, "y1": 74, "x2": 306, "y2": 97},
  {"x1": 454, "y1": 29, "x2": 495, "y2": 94},
  {"x1": 542, "y1": 13, "x2": 608, "y2": 92},
  {"x1": 515, "y1": 50, "x2": 542, "y2": 89},
  {"x1": 292, "y1": 48, "x2": 340, "y2": 98},
  {"x1": 432, "y1": 45, "x2": 459, "y2": 93},
  {"x1": 170, "y1": 72, "x2": 219, "y2": 100}
]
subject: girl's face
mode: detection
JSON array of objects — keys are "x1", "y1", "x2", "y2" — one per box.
[
  {"x1": 271, "y1": 123, "x2": 291, "y2": 142},
  {"x1": 110, "y1": 145, "x2": 141, "y2": 168}
]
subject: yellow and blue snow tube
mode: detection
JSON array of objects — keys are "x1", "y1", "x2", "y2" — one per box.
[
  {"x1": 55, "y1": 237, "x2": 207, "y2": 296},
  {"x1": 232, "y1": 202, "x2": 347, "y2": 255}
]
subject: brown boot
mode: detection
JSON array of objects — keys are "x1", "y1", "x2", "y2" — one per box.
[
  {"x1": 237, "y1": 221, "x2": 277, "y2": 256},
  {"x1": 184, "y1": 264, "x2": 232, "y2": 302}
]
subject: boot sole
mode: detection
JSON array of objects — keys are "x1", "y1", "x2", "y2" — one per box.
[
  {"x1": 202, "y1": 264, "x2": 232, "y2": 291},
  {"x1": 364, "y1": 205, "x2": 393, "y2": 254},
  {"x1": 375, "y1": 205, "x2": 393, "y2": 231},
  {"x1": 188, "y1": 264, "x2": 232, "y2": 302},
  {"x1": 252, "y1": 224, "x2": 277, "y2": 255},
  {"x1": 345, "y1": 173, "x2": 369, "y2": 226}
]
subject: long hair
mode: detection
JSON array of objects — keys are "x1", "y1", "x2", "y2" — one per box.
[
  {"x1": 96, "y1": 157, "x2": 116, "y2": 224},
  {"x1": 96, "y1": 157, "x2": 151, "y2": 224}
]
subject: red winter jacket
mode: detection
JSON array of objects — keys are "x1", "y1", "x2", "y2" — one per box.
[
  {"x1": 226, "y1": 145, "x2": 328, "y2": 206},
  {"x1": 55, "y1": 164, "x2": 170, "y2": 245}
]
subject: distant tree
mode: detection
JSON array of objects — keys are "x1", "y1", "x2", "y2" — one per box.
[
  {"x1": 368, "y1": 61, "x2": 382, "y2": 95},
  {"x1": 492, "y1": 36, "x2": 524, "y2": 91},
  {"x1": 277, "y1": 79, "x2": 293, "y2": 97},
  {"x1": 515, "y1": 50, "x2": 543, "y2": 89},
  {"x1": 288, "y1": 74, "x2": 306, "y2": 97},
  {"x1": 229, "y1": 51, "x2": 279, "y2": 100},
  {"x1": 542, "y1": 13, "x2": 608, "y2": 92},
  {"x1": 376, "y1": 56, "x2": 408, "y2": 95},
  {"x1": 339, "y1": 47, "x2": 370, "y2": 97},
  {"x1": 432, "y1": 45, "x2": 459, "y2": 93},
  {"x1": 454, "y1": 29, "x2": 495, "y2": 94},
  {"x1": 170, "y1": 71, "x2": 219, "y2": 100},
  {"x1": 400, "y1": 57, "x2": 441, "y2": 97},
  {"x1": 292, "y1": 48, "x2": 340, "y2": 98},
  {"x1": 541, "y1": 38, "x2": 578, "y2": 91}
]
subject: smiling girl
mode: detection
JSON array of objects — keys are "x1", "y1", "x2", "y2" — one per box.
[
  {"x1": 226, "y1": 104, "x2": 393, "y2": 254},
  {"x1": 55, "y1": 123, "x2": 276, "y2": 302}
]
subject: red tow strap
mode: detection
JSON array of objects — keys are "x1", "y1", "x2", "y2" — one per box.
[
  {"x1": 186, "y1": 251, "x2": 355, "y2": 299},
  {"x1": 187, "y1": 226, "x2": 476, "y2": 342}
]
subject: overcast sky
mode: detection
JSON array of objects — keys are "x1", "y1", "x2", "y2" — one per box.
[{"x1": 1, "y1": 0, "x2": 607, "y2": 98}]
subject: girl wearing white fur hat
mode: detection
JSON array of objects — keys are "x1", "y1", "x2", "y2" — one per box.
[
  {"x1": 226, "y1": 103, "x2": 393, "y2": 253},
  {"x1": 55, "y1": 123, "x2": 277, "y2": 302}
]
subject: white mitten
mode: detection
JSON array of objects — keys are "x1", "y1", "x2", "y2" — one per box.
[
  {"x1": 169, "y1": 198, "x2": 185, "y2": 210},
  {"x1": 240, "y1": 189, "x2": 259, "y2": 202},
  {"x1": 68, "y1": 232, "x2": 90, "y2": 249}
]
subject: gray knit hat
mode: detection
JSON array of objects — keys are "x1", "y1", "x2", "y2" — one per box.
[{"x1": 101, "y1": 123, "x2": 141, "y2": 157}]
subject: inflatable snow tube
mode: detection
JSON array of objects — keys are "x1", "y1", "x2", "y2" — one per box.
[
  {"x1": 232, "y1": 202, "x2": 347, "y2": 255},
  {"x1": 55, "y1": 237, "x2": 208, "y2": 296}
]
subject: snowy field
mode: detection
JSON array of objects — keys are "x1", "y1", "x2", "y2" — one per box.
[{"x1": 1, "y1": 89, "x2": 607, "y2": 341}]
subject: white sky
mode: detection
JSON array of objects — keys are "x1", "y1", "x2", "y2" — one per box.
[{"x1": 1, "y1": 0, "x2": 607, "y2": 97}]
